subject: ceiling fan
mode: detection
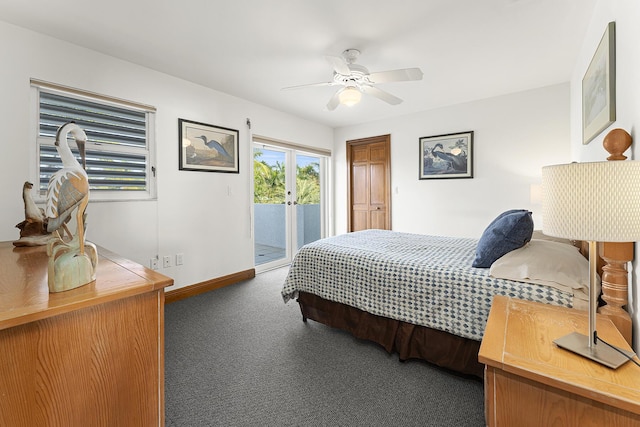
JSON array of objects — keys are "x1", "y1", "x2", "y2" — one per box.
[{"x1": 282, "y1": 49, "x2": 423, "y2": 111}]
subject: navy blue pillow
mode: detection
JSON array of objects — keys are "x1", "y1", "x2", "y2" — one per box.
[{"x1": 472, "y1": 210, "x2": 534, "y2": 268}]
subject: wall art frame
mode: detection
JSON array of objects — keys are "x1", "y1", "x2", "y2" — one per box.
[
  {"x1": 419, "y1": 131, "x2": 473, "y2": 179},
  {"x1": 582, "y1": 21, "x2": 616, "y2": 145},
  {"x1": 179, "y1": 118, "x2": 239, "y2": 173}
]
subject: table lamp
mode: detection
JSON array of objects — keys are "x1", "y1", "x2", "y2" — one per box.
[{"x1": 542, "y1": 160, "x2": 640, "y2": 368}]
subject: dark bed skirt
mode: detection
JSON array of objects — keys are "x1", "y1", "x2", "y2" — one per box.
[{"x1": 297, "y1": 292, "x2": 484, "y2": 379}]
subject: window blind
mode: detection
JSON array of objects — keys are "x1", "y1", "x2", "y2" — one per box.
[{"x1": 37, "y1": 89, "x2": 153, "y2": 194}]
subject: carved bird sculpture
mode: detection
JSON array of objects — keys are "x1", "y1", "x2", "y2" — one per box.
[
  {"x1": 13, "y1": 181, "x2": 49, "y2": 245},
  {"x1": 45, "y1": 121, "x2": 90, "y2": 252},
  {"x1": 45, "y1": 121, "x2": 97, "y2": 292},
  {"x1": 21, "y1": 181, "x2": 44, "y2": 223},
  {"x1": 197, "y1": 135, "x2": 232, "y2": 159}
]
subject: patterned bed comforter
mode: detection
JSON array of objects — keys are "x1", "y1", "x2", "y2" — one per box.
[{"x1": 282, "y1": 229, "x2": 574, "y2": 341}]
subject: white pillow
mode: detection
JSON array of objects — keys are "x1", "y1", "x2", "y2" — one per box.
[
  {"x1": 489, "y1": 239, "x2": 597, "y2": 300},
  {"x1": 531, "y1": 230, "x2": 575, "y2": 247}
]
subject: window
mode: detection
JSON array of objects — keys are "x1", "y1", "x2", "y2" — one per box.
[{"x1": 32, "y1": 80, "x2": 156, "y2": 201}]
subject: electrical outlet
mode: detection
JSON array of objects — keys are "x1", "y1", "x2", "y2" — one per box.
[
  {"x1": 150, "y1": 258, "x2": 159, "y2": 270},
  {"x1": 176, "y1": 253, "x2": 184, "y2": 265},
  {"x1": 163, "y1": 255, "x2": 171, "y2": 268}
]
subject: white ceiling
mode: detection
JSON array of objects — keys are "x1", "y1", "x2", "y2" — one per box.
[{"x1": 0, "y1": 0, "x2": 596, "y2": 128}]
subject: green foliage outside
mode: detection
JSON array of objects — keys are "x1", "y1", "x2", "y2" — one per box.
[{"x1": 254, "y1": 150, "x2": 320, "y2": 204}]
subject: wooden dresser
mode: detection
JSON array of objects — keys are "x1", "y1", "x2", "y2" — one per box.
[
  {"x1": 0, "y1": 242, "x2": 173, "y2": 426},
  {"x1": 479, "y1": 296, "x2": 640, "y2": 427}
]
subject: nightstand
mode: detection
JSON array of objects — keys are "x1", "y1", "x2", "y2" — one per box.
[{"x1": 478, "y1": 296, "x2": 640, "y2": 426}]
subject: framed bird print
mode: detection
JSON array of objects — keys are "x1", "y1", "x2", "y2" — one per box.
[
  {"x1": 179, "y1": 118, "x2": 239, "y2": 173},
  {"x1": 419, "y1": 131, "x2": 473, "y2": 179},
  {"x1": 582, "y1": 21, "x2": 615, "y2": 145}
]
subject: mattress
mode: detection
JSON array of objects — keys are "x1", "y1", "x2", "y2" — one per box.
[{"x1": 282, "y1": 229, "x2": 574, "y2": 341}]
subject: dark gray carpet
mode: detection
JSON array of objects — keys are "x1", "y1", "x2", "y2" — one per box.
[{"x1": 165, "y1": 267, "x2": 485, "y2": 426}]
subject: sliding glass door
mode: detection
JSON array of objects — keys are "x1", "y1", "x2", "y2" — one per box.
[{"x1": 253, "y1": 142, "x2": 327, "y2": 271}]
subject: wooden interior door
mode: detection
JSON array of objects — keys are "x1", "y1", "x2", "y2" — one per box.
[{"x1": 347, "y1": 135, "x2": 391, "y2": 231}]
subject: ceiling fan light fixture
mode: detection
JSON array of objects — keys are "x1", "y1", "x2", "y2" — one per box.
[
  {"x1": 285, "y1": 49, "x2": 422, "y2": 110},
  {"x1": 339, "y1": 87, "x2": 361, "y2": 107}
]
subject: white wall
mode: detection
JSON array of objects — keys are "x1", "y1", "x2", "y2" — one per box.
[
  {"x1": 333, "y1": 83, "x2": 571, "y2": 237},
  {"x1": 0, "y1": 21, "x2": 333, "y2": 290},
  {"x1": 569, "y1": 0, "x2": 640, "y2": 351}
]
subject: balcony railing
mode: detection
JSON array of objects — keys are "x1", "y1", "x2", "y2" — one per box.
[{"x1": 254, "y1": 204, "x2": 320, "y2": 265}]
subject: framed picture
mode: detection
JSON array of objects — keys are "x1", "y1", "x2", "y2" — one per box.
[
  {"x1": 582, "y1": 21, "x2": 616, "y2": 145},
  {"x1": 179, "y1": 118, "x2": 239, "y2": 173},
  {"x1": 419, "y1": 131, "x2": 473, "y2": 179}
]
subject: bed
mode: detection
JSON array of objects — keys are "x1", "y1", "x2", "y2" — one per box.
[{"x1": 281, "y1": 220, "x2": 631, "y2": 378}]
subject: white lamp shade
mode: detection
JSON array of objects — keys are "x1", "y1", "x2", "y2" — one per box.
[
  {"x1": 542, "y1": 161, "x2": 640, "y2": 242},
  {"x1": 339, "y1": 87, "x2": 361, "y2": 106}
]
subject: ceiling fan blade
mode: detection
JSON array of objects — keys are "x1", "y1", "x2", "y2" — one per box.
[
  {"x1": 326, "y1": 89, "x2": 342, "y2": 111},
  {"x1": 281, "y1": 81, "x2": 334, "y2": 90},
  {"x1": 361, "y1": 86, "x2": 403, "y2": 105},
  {"x1": 325, "y1": 55, "x2": 351, "y2": 75},
  {"x1": 368, "y1": 68, "x2": 423, "y2": 83}
]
